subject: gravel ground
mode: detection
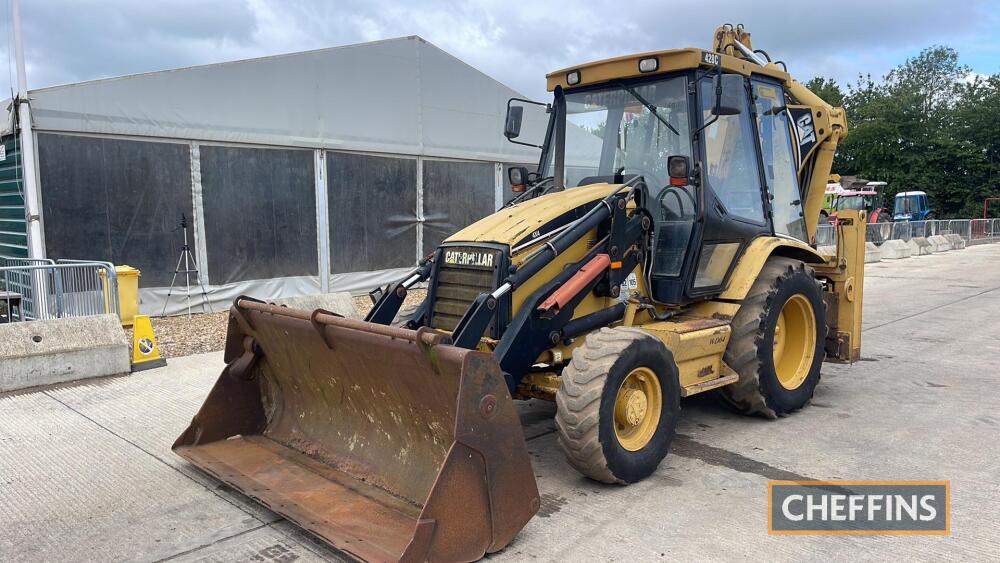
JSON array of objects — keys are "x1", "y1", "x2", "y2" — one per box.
[
  {"x1": 129, "y1": 289, "x2": 428, "y2": 358},
  {"x1": 125, "y1": 312, "x2": 229, "y2": 358},
  {"x1": 350, "y1": 288, "x2": 427, "y2": 318}
]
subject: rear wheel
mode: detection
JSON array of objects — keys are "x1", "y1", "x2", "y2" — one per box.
[
  {"x1": 555, "y1": 327, "x2": 680, "y2": 484},
  {"x1": 719, "y1": 258, "x2": 825, "y2": 419}
]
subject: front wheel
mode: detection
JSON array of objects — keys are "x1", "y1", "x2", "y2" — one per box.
[
  {"x1": 555, "y1": 327, "x2": 680, "y2": 484},
  {"x1": 719, "y1": 258, "x2": 826, "y2": 419}
]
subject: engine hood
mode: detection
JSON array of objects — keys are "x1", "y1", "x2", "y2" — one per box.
[{"x1": 446, "y1": 183, "x2": 620, "y2": 249}]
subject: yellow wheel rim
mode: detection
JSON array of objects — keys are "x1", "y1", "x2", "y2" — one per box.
[
  {"x1": 613, "y1": 367, "x2": 662, "y2": 451},
  {"x1": 772, "y1": 294, "x2": 817, "y2": 390}
]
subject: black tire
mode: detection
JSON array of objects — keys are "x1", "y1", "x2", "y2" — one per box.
[
  {"x1": 719, "y1": 257, "x2": 826, "y2": 419},
  {"x1": 392, "y1": 303, "x2": 420, "y2": 328},
  {"x1": 555, "y1": 327, "x2": 681, "y2": 484}
]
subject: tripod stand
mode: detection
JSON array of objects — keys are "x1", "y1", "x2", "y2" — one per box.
[{"x1": 161, "y1": 213, "x2": 211, "y2": 319}]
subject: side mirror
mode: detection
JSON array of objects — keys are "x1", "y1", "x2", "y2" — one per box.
[
  {"x1": 504, "y1": 106, "x2": 523, "y2": 139},
  {"x1": 667, "y1": 155, "x2": 690, "y2": 186},
  {"x1": 711, "y1": 74, "x2": 744, "y2": 116},
  {"x1": 508, "y1": 166, "x2": 529, "y2": 193}
]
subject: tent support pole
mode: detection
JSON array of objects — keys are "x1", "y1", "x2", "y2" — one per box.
[
  {"x1": 315, "y1": 150, "x2": 330, "y2": 294},
  {"x1": 13, "y1": 0, "x2": 44, "y2": 259}
]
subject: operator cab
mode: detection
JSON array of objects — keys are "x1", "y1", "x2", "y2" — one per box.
[
  {"x1": 894, "y1": 191, "x2": 931, "y2": 221},
  {"x1": 834, "y1": 192, "x2": 877, "y2": 212},
  {"x1": 505, "y1": 49, "x2": 810, "y2": 305}
]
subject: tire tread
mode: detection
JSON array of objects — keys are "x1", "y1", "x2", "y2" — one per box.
[{"x1": 555, "y1": 327, "x2": 653, "y2": 484}]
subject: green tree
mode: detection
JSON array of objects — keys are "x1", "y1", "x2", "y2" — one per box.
[
  {"x1": 824, "y1": 46, "x2": 998, "y2": 218},
  {"x1": 805, "y1": 76, "x2": 845, "y2": 107},
  {"x1": 949, "y1": 75, "x2": 1000, "y2": 216}
]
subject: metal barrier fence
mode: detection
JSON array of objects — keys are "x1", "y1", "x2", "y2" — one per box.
[
  {"x1": 816, "y1": 218, "x2": 1000, "y2": 247},
  {"x1": 0, "y1": 257, "x2": 54, "y2": 320},
  {"x1": 0, "y1": 260, "x2": 119, "y2": 322},
  {"x1": 971, "y1": 219, "x2": 1000, "y2": 243}
]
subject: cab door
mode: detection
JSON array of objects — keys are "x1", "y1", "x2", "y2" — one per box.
[{"x1": 650, "y1": 73, "x2": 771, "y2": 304}]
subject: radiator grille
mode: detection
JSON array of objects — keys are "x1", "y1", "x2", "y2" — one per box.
[{"x1": 431, "y1": 248, "x2": 500, "y2": 332}]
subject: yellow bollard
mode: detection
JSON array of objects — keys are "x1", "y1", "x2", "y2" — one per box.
[{"x1": 131, "y1": 314, "x2": 167, "y2": 371}]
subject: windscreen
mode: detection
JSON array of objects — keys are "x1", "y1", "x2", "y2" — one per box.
[
  {"x1": 543, "y1": 76, "x2": 692, "y2": 190},
  {"x1": 836, "y1": 195, "x2": 869, "y2": 211},
  {"x1": 895, "y1": 195, "x2": 920, "y2": 215}
]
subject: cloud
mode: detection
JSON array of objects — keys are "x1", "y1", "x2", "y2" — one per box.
[{"x1": 0, "y1": 0, "x2": 996, "y2": 101}]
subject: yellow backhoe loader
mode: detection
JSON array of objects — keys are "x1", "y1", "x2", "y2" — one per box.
[{"x1": 174, "y1": 24, "x2": 864, "y2": 562}]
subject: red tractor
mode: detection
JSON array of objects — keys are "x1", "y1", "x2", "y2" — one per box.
[{"x1": 829, "y1": 183, "x2": 892, "y2": 224}]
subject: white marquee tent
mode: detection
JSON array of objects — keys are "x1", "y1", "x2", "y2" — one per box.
[{"x1": 1, "y1": 36, "x2": 549, "y2": 314}]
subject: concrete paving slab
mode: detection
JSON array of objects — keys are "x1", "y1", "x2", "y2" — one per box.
[
  {"x1": 2, "y1": 243, "x2": 999, "y2": 562},
  {"x1": 0, "y1": 391, "x2": 261, "y2": 562},
  {"x1": 40, "y1": 352, "x2": 280, "y2": 522},
  {"x1": 166, "y1": 524, "x2": 346, "y2": 563}
]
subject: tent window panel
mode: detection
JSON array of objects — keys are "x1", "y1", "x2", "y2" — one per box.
[
  {"x1": 37, "y1": 134, "x2": 193, "y2": 286},
  {"x1": 422, "y1": 160, "x2": 495, "y2": 255},
  {"x1": 327, "y1": 152, "x2": 418, "y2": 273},
  {"x1": 201, "y1": 145, "x2": 317, "y2": 284}
]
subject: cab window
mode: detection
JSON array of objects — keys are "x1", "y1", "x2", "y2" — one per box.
[
  {"x1": 698, "y1": 77, "x2": 765, "y2": 224},
  {"x1": 547, "y1": 76, "x2": 692, "y2": 189},
  {"x1": 752, "y1": 80, "x2": 806, "y2": 241}
]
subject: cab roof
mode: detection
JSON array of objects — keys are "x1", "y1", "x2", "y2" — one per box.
[
  {"x1": 896, "y1": 191, "x2": 926, "y2": 197},
  {"x1": 545, "y1": 47, "x2": 790, "y2": 92}
]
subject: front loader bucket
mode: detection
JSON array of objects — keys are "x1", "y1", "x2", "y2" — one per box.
[{"x1": 173, "y1": 299, "x2": 539, "y2": 562}]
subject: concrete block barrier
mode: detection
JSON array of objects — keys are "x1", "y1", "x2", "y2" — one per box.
[
  {"x1": 927, "y1": 235, "x2": 952, "y2": 252},
  {"x1": 879, "y1": 239, "x2": 912, "y2": 259},
  {"x1": 944, "y1": 233, "x2": 966, "y2": 250},
  {"x1": 910, "y1": 237, "x2": 933, "y2": 255},
  {"x1": 865, "y1": 242, "x2": 881, "y2": 263},
  {"x1": 272, "y1": 292, "x2": 361, "y2": 319},
  {"x1": 0, "y1": 314, "x2": 130, "y2": 393}
]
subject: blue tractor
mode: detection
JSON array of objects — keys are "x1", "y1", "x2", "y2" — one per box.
[{"x1": 893, "y1": 191, "x2": 934, "y2": 221}]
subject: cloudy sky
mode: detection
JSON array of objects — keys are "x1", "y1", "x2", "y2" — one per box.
[{"x1": 2, "y1": 0, "x2": 998, "y2": 100}]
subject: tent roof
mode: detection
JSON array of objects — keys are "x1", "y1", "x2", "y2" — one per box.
[{"x1": 6, "y1": 36, "x2": 546, "y2": 163}]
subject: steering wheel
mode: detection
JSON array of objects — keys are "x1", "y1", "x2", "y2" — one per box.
[
  {"x1": 656, "y1": 184, "x2": 697, "y2": 221},
  {"x1": 618, "y1": 166, "x2": 660, "y2": 187}
]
